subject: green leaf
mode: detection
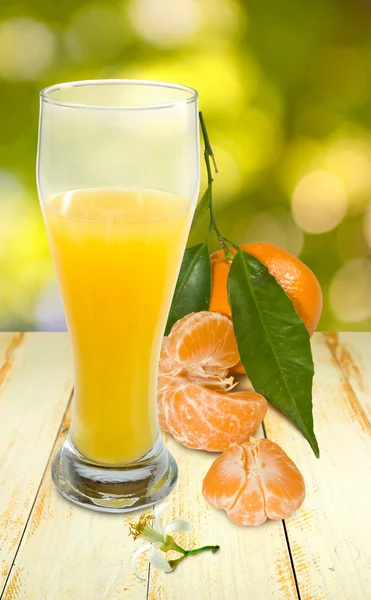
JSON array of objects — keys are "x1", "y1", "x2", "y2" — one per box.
[
  {"x1": 165, "y1": 243, "x2": 211, "y2": 335},
  {"x1": 189, "y1": 185, "x2": 211, "y2": 237},
  {"x1": 228, "y1": 250, "x2": 319, "y2": 457}
]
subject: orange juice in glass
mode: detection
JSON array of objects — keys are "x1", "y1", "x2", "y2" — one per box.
[{"x1": 37, "y1": 80, "x2": 199, "y2": 512}]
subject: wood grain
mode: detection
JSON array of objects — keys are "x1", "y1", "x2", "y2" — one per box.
[
  {"x1": 325, "y1": 332, "x2": 371, "y2": 422},
  {"x1": 1, "y1": 332, "x2": 371, "y2": 599},
  {"x1": 0, "y1": 333, "x2": 73, "y2": 594},
  {"x1": 2, "y1": 409, "x2": 147, "y2": 600},
  {"x1": 0, "y1": 334, "x2": 24, "y2": 388},
  {"x1": 147, "y1": 430, "x2": 299, "y2": 600},
  {"x1": 264, "y1": 333, "x2": 371, "y2": 600}
]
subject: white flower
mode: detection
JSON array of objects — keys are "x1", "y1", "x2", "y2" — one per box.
[{"x1": 130, "y1": 502, "x2": 192, "y2": 580}]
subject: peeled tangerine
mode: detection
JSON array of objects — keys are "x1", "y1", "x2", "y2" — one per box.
[
  {"x1": 158, "y1": 311, "x2": 267, "y2": 452},
  {"x1": 202, "y1": 437, "x2": 305, "y2": 526}
]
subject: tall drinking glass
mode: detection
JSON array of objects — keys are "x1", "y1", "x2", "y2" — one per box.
[{"x1": 37, "y1": 80, "x2": 199, "y2": 512}]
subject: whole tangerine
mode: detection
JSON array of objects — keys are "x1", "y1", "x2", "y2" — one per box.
[{"x1": 210, "y1": 242, "x2": 322, "y2": 336}]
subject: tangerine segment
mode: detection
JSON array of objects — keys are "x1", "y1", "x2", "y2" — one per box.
[
  {"x1": 166, "y1": 311, "x2": 240, "y2": 370},
  {"x1": 159, "y1": 335, "x2": 230, "y2": 384},
  {"x1": 157, "y1": 375, "x2": 184, "y2": 433},
  {"x1": 202, "y1": 438, "x2": 305, "y2": 526},
  {"x1": 227, "y1": 472, "x2": 267, "y2": 526},
  {"x1": 199, "y1": 444, "x2": 247, "y2": 510},
  {"x1": 259, "y1": 440, "x2": 306, "y2": 520},
  {"x1": 159, "y1": 377, "x2": 268, "y2": 452},
  {"x1": 159, "y1": 338, "x2": 183, "y2": 376},
  {"x1": 230, "y1": 361, "x2": 245, "y2": 375},
  {"x1": 210, "y1": 242, "x2": 323, "y2": 337}
]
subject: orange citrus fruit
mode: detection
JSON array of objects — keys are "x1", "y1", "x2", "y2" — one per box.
[
  {"x1": 202, "y1": 437, "x2": 305, "y2": 526},
  {"x1": 166, "y1": 310, "x2": 240, "y2": 371},
  {"x1": 210, "y1": 241, "x2": 322, "y2": 335},
  {"x1": 210, "y1": 241, "x2": 323, "y2": 373},
  {"x1": 158, "y1": 312, "x2": 268, "y2": 452}
]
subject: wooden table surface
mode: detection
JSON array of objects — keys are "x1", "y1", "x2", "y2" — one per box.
[{"x1": 0, "y1": 332, "x2": 370, "y2": 600}]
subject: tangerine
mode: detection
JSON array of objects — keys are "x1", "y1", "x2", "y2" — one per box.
[
  {"x1": 210, "y1": 241, "x2": 322, "y2": 335},
  {"x1": 158, "y1": 312, "x2": 267, "y2": 452},
  {"x1": 210, "y1": 242, "x2": 323, "y2": 373},
  {"x1": 202, "y1": 437, "x2": 305, "y2": 526}
]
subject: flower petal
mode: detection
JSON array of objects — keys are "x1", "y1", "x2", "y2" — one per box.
[
  {"x1": 164, "y1": 519, "x2": 192, "y2": 537},
  {"x1": 132, "y1": 543, "x2": 151, "y2": 580},
  {"x1": 147, "y1": 547, "x2": 173, "y2": 573},
  {"x1": 138, "y1": 524, "x2": 164, "y2": 544},
  {"x1": 153, "y1": 541, "x2": 164, "y2": 549},
  {"x1": 154, "y1": 501, "x2": 173, "y2": 536}
]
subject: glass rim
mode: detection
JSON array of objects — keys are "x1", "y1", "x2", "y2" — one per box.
[{"x1": 40, "y1": 79, "x2": 199, "y2": 111}]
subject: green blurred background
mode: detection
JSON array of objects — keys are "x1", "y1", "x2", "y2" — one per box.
[{"x1": 1, "y1": 0, "x2": 371, "y2": 331}]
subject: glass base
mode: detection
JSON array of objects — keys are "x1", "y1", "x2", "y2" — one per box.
[{"x1": 51, "y1": 435, "x2": 178, "y2": 513}]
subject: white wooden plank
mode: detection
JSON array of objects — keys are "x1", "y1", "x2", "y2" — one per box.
[
  {"x1": 7, "y1": 332, "x2": 370, "y2": 598},
  {"x1": 2, "y1": 409, "x2": 148, "y2": 600},
  {"x1": 0, "y1": 334, "x2": 18, "y2": 351},
  {"x1": 0, "y1": 334, "x2": 25, "y2": 389},
  {"x1": 263, "y1": 333, "x2": 371, "y2": 600},
  {"x1": 0, "y1": 333, "x2": 73, "y2": 593},
  {"x1": 4, "y1": 425, "x2": 296, "y2": 599},
  {"x1": 325, "y1": 332, "x2": 371, "y2": 422},
  {"x1": 148, "y1": 430, "x2": 298, "y2": 600}
]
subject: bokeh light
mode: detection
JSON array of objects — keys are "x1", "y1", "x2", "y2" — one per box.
[
  {"x1": 65, "y1": 5, "x2": 127, "y2": 61},
  {"x1": 363, "y1": 202, "x2": 371, "y2": 249},
  {"x1": 310, "y1": 46, "x2": 367, "y2": 108},
  {"x1": 0, "y1": 172, "x2": 52, "y2": 329},
  {"x1": 198, "y1": 0, "x2": 247, "y2": 44},
  {"x1": 34, "y1": 283, "x2": 66, "y2": 332},
  {"x1": 337, "y1": 214, "x2": 370, "y2": 262},
  {"x1": 278, "y1": 137, "x2": 325, "y2": 196},
  {"x1": 0, "y1": 171, "x2": 28, "y2": 241},
  {"x1": 121, "y1": 49, "x2": 254, "y2": 116},
  {"x1": 326, "y1": 137, "x2": 371, "y2": 208},
  {"x1": 208, "y1": 145, "x2": 242, "y2": 203},
  {"x1": 1, "y1": 0, "x2": 371, "y2": 331},
  {"x1": 0, "y1": 18, "x2": 56, "y2": 81},
  {"x1": 330, "y1": 258, "x2": 371, "y2": 323},
  {"x1": 244, "y1": 210, "x2": 304, "y2": 256},
  {"x1": 292, "y1": 170, "x2": 347, "y2": 234},
  {"x1": 128, "y1": 0, "x2": 200, "y2": 48},
  {"x1": 225, "y1": 107, "x2": 281, "y2": 178},
  {"x1": 229, "y1": 208, "x2": 304, "y2": 256}
]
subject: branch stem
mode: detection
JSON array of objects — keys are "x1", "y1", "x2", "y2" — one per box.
[
  {"x1": 199, "y1": 112, "x2": 233, "y2": 259},
  {"x1": 185, "y1": 545, "x2": 220, "y2": 556},
  {"x1": 171, "y1": 540, "x2": 220, "y2": 557}
]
